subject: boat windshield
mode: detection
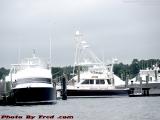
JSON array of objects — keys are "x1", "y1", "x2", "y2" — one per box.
[{"x1": 10, "y1": 56, "x2": 50, "y2": 75}]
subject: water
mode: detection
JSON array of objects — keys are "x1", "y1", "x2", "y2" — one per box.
[{"x1": 0, "y1": 97, "x2": 160, "y2": 120}]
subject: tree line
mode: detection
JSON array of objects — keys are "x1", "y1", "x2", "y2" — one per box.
[
  {"x1": 113, "y1": 59, "x2": 160, "y2": 80},
  {"x1": 0, "y1": 67, "x2": 10, "y2": 80},
  {"x1": 0, "y1": 59, "x2": 160, "y2": 81}
]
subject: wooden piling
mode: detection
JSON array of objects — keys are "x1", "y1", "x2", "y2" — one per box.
[{"x1": 61, "y1": 76, "x2": 67, "y2": 100}]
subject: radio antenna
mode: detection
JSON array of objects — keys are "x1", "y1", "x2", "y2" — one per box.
[{"x1": 49, "y1": 34, "x2": 52, "y2": 67}]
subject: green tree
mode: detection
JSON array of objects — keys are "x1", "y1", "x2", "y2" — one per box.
[{"x1": 0, "y1": 67, "x2": 10, "y2": 80}]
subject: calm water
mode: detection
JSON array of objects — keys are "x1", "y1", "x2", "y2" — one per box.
[{"x1": 0, "y1": 97, "x2": 160, "y2": 120}]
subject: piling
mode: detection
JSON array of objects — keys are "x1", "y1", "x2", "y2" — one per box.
[
  {"x1": 125, "y1": 75, "x2": 128, "y2": 88},
  {"x1": 77, "y1": 66, "x2": 80, "y2": 83},
  {"x1": 61, "y1": 76, "x2": 67, "y2": 100},
  {"x1": 146, "y1": 74, "x2": 149, "y2": 85},
  {"x1": 155, "y1": 70, "x2": 157, "y2": 81},
  {"x1": 139, "y1": 74, "x2": 142, "y2": 94}
]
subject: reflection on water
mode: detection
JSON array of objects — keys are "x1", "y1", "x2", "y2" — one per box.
[{"x1": 0, "y1": 97, "x2": 160, "y2": 120}]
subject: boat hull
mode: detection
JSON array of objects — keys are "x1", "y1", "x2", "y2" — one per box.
[
  {"x1": 12, "y1": 87, "x2": 56, "y2": 104},
  {"x1": 67, "y1": 89, "x2": 129, "y2": 96}
]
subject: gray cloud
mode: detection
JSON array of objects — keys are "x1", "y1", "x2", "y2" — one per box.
[{"x1": 0, "y1": 0, "x2": 160, "y2": 67}]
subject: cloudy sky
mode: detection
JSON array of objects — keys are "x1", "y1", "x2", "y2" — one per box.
[{"x1": 0, "y1": 0, "x2": 160, "y2": 68}]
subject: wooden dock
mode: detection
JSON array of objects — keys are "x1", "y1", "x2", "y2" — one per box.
[{"x1": 129, "y1": 87, "x2": 150, "y2": 97}]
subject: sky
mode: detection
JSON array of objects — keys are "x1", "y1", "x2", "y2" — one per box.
[{"x1": 0, "y1": 0, "x2": 160, "y2": 68}]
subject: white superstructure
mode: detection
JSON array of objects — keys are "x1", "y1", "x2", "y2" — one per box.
[
  {"x1": 130, "y1": 65, "x2": 160, "y2": 84},
  {"x1": 8, "y1": 53, "x2": 52, "y2": 88},
  {"x1": 67, "y1": 31, "x2": 125, "y2": 90}
]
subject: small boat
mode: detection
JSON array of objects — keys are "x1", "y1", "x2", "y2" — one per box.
[
  {"x1": 129, "y1": 65, "x2": 160, "y2": 85},
  {"x1": 6, "y1": 51, "x2": 56, "y2": 104},
  {"x1": 65, "y1": 31, "x2": 129, "y2": 97}
]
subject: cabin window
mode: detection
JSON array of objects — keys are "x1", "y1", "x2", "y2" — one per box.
[
  {"x1": 82, "y1": 79, "x2": 94, "y2": 84},
  {"x1": 90, "y1": 80, "x2": 94, "y2": 84},
  {"x1": 107, "y1": 79, "x2": 111, "y2": 84},
  {"x1": 82, "y1": 80, "x2": 90, "y2": 84},
  {"x1": 96, "y1": 80, "x2": 100, "y2": 84},
  {"x1": 96, "y1": 79, "x2": 105, "y2": 84},
  {"x1": 100, "y1": 80, "x2": 105, "y2": 84}
]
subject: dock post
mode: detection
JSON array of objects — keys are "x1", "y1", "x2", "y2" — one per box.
[
  {"x1": 146, "y1": 89, "x2": 149, "y2": 96},
  {"x1": 77, "y1": 65, "x2": 80, "y2": 83},
  {"x1": 61, "y1": 76, "x2": 67, "y2": 100},
  {"x1": 2, "y1": 76, "x2": 7, "y2": 104},
  {"x1": 125, "y1": 75, "x2": 128, "y2": 88},
  {"x1": 143, "y1": 89, "x2": 146, "y2": 96},
  {"x1": 146, "y1": 74, "x2": 149, "y2": 85},
  {"x1": 139, "y1": 74, "x2": 142, "y2": 94},
  {"x1": 3, "y1": 75, "x2": 7, "y2": 97},
  {"x1": 155, "y1": 70, "x2": 157, "y2": 81},
  {"x1": 131, "y1": 81, "x2": 133, "y2": 86},
  {"x1": 3, "y1": 78, "x2": 6, "y2": 96}
]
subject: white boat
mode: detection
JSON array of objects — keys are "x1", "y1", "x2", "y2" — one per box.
[
  {"x1": 65, "y1": 31, "x2": 128, "y2": 96},
  {"x1": 129, "y1": 65, "x2": 160, "y2": 84},
  {"x1": 6, "y1": 52, "x2": 56, "y2": 104}
]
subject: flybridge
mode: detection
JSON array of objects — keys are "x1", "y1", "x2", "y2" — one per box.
[{"x1": 11, "y1": 55, "x2": 50, "y2": 72}]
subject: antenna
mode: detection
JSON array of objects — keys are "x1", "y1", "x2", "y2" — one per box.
[
  {"x1": 32, "y1": 49, "x2": 36, "y2": 58},
  {"x1": 17, "y1": 47, "x2": 21, "y2": 63},
  {"x1": 49, "y1": 34, "x2": 52, "y2": 67}
]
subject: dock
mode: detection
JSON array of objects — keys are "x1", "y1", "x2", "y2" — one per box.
[
  {"x1": 129, "y1": 87, "x2": 150, "y2": 97},
  {"x1": 128, "y1": 82, "x2": 160, "y2": 97}
]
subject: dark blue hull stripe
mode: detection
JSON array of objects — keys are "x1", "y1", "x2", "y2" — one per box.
[
  {"x1": 67, "y1": 89, "x2": 129, "y2": 96},
  {"x1": 12, "y1": 87, "x2": 56, "y2": 104}
]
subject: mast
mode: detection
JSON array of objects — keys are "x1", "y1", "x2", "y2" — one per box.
[
  {"x1": 74, "y1": 30, "x2": 82, "y2": 82},
  {"x1": 17, "y1": 47, "x2": 21, "y2": 64},
  {"x1": 74, "y1": 30, "x2": 82, "y2": 66},
  {"x1": 32, "y1": 49, "x2": 36, "y2": 58},
  {"x1": 49, "y1": 35, "x2": 52, "y2": 67}
]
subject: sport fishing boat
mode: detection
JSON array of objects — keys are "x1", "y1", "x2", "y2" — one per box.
[
  {"x1": 7, "y1": 51, "x2": 56, "y2": 104},
  {"x1": 65, "y1": 31, "x2": 128, "y2": 96}
]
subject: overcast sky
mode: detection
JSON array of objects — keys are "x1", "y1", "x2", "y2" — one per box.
[{"x1": 0, "y1": 0, "x2": 160, "y2": 68}]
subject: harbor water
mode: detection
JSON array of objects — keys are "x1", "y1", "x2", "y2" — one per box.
[{"x1": 0, "y1": 96, "x2": 160, "y2": 120}]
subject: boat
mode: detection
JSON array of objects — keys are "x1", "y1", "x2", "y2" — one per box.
[
  {"x1": 64, "y1": 31, "x2": 129, "y2": 96},
  {"x1": 6, "y1": 51, "x2": 56, "y2": 104},
  {"x1": 130, "y1": 64, "x2": 160, "y2": 83},
  {"x1": 125, "y1": 63, "x2": 160, "y2": 96}
]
